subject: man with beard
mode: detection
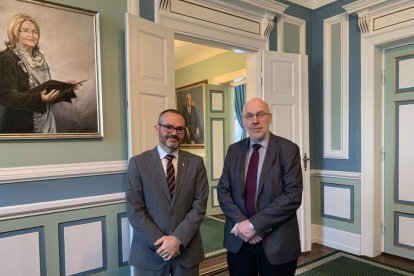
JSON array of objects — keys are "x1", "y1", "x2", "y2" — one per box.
[{"x1": 126, "y1": 109, "x2": 209, "y2": 276}]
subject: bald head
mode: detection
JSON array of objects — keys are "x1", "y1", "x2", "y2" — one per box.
[
  {"x1": 243, "y1": 98, "x2": 270, "y2": 114},
  {"x1": 242, "y1": 98, "x2": 272, "y2": 142}
]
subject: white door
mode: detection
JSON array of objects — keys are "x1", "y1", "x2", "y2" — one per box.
[
  {"x1": 125, "y1": 13, "x2": 175, "y2": 158},
  {"x1": 125, "y1": 14, "x2": 175, "y2": 275},
  {"x1": 384, "y1": 43, "x2": 414, "y2": 260},
  {"x1": 262, "y1": 51, "x2": 311, "y2": 252}
]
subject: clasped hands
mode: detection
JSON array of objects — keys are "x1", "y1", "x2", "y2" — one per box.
[
  {"x1": 153, "y1": 235, "x2": 182, "y2": 261},
  {"x1": 231, "y1": 220, "x2": 262, "y2": 244}
]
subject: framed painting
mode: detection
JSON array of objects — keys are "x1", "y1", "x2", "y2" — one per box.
[
  {"x1": 0, "y1": 0, "x2": 102, "y2": 139},
  {"x1": 176, "y1": 80, "x2": 206, "y2": 148}
]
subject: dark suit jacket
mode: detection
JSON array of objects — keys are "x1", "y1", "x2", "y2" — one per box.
[
  {"x1": 126, "y1": 147, "x2": 209, "y2": 270},
  {"x1": 182, "y1": 105, "x2": 202, "y2": 144},
  {"x1": 217, "y1": 132, "x2": 303, "y2": 265}
]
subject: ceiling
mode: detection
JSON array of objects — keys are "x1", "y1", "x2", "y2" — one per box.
[{"x1": 174, "y1": 40, "x2": 227, "y2": 70}]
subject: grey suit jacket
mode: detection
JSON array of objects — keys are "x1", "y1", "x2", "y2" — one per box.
[
  {"x1": 217, "y1": 132, "x2": 303, "y2": 265},
  {"x1": 126, "y1": 147, "x2": 209, "y2": 270}
]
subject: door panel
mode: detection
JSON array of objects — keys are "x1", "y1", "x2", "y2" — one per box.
[
  {"x1": 126, "y1": 14, "x2": 175, "y2": 157},
  {"x1": 262, "y1": 51, "x2": 311, "y2": 252},
  {"x1": 384, "y1": 44, "x2": 414, "y2": 260},
  {"x1": 205, "y1": 84, "x2": 231, "y2": 215}
]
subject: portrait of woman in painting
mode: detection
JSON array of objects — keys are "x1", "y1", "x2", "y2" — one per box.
[{"x1": 0, "y1": 13, "x2": 80, "y2": 133}]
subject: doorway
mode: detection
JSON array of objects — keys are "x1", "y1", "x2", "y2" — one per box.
[{"x1": 174, "y1": 39, "x2": 248, "y2": 216}]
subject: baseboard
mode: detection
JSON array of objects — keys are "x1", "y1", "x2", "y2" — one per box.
[{"x1": 312, "y1": 224, "x2": 361, "y2": 255}]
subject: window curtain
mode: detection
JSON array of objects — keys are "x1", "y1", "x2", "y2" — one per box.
[{"x1": 234, "y1": 83, "x2": 246, "y2": 139}]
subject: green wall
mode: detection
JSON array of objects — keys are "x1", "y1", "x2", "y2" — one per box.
[{"x1": 0, "y1": 0, "x2": 128, "y2": 168}]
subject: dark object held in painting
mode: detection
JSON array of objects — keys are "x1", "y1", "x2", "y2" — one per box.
[{"x1": 28, "y1": 79, "x2": 87, "y2": 95}]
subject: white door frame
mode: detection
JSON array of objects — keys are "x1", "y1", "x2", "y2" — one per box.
[{"x1": 344, "y1": 0, "x2": 414, "y2": 257}]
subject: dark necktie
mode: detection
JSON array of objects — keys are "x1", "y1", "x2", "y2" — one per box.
[
  {"x1": 245, "y1": 144, "x2": 261, "y2": 217},
  {"x1": 165, "y1": 154, "x2": 175, "y2": 199}
]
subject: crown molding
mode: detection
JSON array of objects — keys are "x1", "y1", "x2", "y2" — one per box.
[
  {"x1": 343, "y1": 0, "x2": 414, "y2": 35},
  {"x1": 289, "y1": 0, "x2": 336, "y2": 10}
]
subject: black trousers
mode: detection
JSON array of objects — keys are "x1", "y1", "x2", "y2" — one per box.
[{"x1": 227, "y1": 243, "x2": 297, "y2": 276}]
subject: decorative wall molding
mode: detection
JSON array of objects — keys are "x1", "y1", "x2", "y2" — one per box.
[
  {"x1": 127, "y1": 0, "x2": 140, "y2": 15},
  {"x1": 323, "y1": 13, "x2": 349, "y2": 159},
  {"x1": 289, "y1": 0, "x2": 336, "y2": 10},
  {"x1": 311, "y1": 169, "x2": 361, "y2": 180},
  {"x1": 0, "y1": 193, "x2": 125, "y2": 220},
  {"x1": 277, "y1": 14, "x2": 306, "y2": 54},
  {"x1": 312, "y1": 224, "x2": 361, "y2": 255},
  {"x1": 344, "y1": 0, "x2": 414, "y2": 35},
  {"x1": 156, "y1": 0, "x2": 287, "y2": 49},
  {"x1": 321, "y1": 183, "x2": 354, "y2": 222},
  {"x1": 0, "y1": 161, "x2": 128, "y2": 184}
]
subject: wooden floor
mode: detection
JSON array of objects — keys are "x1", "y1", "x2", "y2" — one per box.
[{"x1": 199, "y1": 243, "x2": 414, "y2": 275}]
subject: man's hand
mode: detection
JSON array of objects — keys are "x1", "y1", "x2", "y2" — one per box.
[
  {"x1": 237, "y1": 220, "x2": 256, "y2": 242},
  {"x1": 248, "y1": 235, "x2": 262, "y2": 244},
  {"x1": 154, "y1": 235, "x2": 181, "y2": 260}
]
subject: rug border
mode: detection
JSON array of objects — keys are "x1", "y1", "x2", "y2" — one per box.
[{"x1": 296, "y1": 251, "x2": 414, "y2": 275}]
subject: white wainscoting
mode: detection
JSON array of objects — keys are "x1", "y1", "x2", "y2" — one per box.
[
  {"x1": 0, "y1": 228, "x2": 44, "y2": 276},
  {"x1": 312, "y1": 224, "x2": 361, "y2": 255},
  {"x1": 60, "y1": 218, "x2": 106, "y2": 275},
  {"x1": 322, "y1": 183, "x2": 353, "y2": 222}
]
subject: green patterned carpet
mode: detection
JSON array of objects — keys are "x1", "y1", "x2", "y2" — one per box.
[
  {"x1": 200, "y1": 216, "x2": 226, "y2": 258},
  {"x1": 296, "y1": 251, "x2": 414, "y2": 276}
]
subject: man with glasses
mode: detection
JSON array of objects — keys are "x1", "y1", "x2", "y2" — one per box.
[
  {"x1": 217, "y1": 98, "x2": 303, "y2": 276},
  {"x1": 126, "y1": 109, "x2": 209, "y2": 276}
]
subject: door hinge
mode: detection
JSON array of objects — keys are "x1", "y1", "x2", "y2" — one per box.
[
  {"x1": 381, "y1": 147, "x2": 385, "y2": 161},
  {"x1": 382, "y1": 220, "x2": 385, "y2": 235}
]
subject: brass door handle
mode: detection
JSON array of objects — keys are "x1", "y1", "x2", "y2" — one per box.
[{"x1": 302, "y1": 153, "x2": 310, "y2": 171}]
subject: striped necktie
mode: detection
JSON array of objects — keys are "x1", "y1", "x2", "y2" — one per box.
[{"x1": 165, "y1": 154, "x2": 175, "y2": 199}]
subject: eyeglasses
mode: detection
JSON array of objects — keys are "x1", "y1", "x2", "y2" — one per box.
[
  {"x1": 19, "y1": 29, "x2": 39, "y2": 36},
  {"x1": 158, "y1": 124, "x2": 185, "y2": 134},
  {"x1": 243, "y1": 112, "x2": 270, "y2": 122}
]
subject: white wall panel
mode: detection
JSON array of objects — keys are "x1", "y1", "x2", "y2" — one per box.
[
  {"x1": 398, "y1": 104, "x2": 414, "y2": 202},
  {"x1": 323, "y1": 184, "x2": 352, "y2": 220},
  {"x1": 398, "y1": 57, "x2": 414, "y2": 89},
  {"x1": 61, "y1": 219, "x2": 105, "y2": 276},
  {"x1": 397, "y1": 214, "x2": 414, "y2": 248},
  {"x1": 211, "y1": 119, "x2": 224, "y2": 180},
  {"x1": 121, "y1": 216, "x2": 130, "y2": 263},
  {"x1": 0, "y1": 230, "x2": 42, "y2": 276}
]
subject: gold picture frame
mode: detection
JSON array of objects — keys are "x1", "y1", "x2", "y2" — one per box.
[{"x1": 0, "y1": 0, "x2": 102, "y2": 139}]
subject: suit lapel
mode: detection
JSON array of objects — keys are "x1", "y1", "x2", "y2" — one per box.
[
  {"x1": 238, "y1": 139, "x2": 250, "y2": 197},
  {"x1": 257, "y1": 134, "x2": 278, "y2": 196},
  {"x1": 174, "y1": 150, "x2": 188, "y2": 206},
  {"x1": 149, "y1": 148, "x2": 172, "y2": 204}
]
